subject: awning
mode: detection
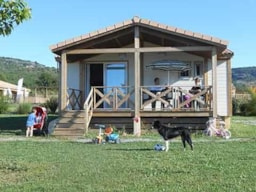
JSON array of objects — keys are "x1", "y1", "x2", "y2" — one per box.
[{"x1": 146, "y1": 60, "x2": 191, "y2": 72}]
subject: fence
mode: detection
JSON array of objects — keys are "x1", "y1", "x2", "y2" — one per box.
[{"x1": 25, "y1": 87, "x2": 58, "y2": 104}]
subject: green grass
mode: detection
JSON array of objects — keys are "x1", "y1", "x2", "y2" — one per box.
[
  {"x1": 0, "y1": 116, "x2": 255, "y2": 191},
  {"x1": 0, "y1": 139, "x2": 255, "y2": 192},
  {"x1": 1, "y1": 114, "x2": 255, "y2": 138},
  {"x1": 229, "y1": 116, "x2": 256, "y2": 138},
  {"x1": 0, "y1": 114, "x2": 58, "y2": 135}
]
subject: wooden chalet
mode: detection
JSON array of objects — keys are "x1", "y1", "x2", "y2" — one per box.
[{"x1": 50, "y1": 16, "x2": 234, "y2": 137}]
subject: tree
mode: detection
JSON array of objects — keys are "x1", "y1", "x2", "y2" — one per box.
[
  {"x1": 0, "y1": 72, "x2": 7, "y2": 81},
  {"x1": 0, "y1": 0, "x2": 31, "y2": 36},
  {"x1": 36, "y1": 72, "x2": 58, "y2": 87}
]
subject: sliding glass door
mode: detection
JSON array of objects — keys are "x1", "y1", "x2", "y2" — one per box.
[{"x1": 105, "y1": 63, "x2": 127, "y2": 108}]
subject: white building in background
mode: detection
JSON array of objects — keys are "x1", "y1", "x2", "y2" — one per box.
[{"x1": 0, "y1": 80, "x2": 30, "y2": 102}]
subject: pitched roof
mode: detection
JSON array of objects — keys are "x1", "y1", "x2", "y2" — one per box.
[
  {"x1": 0, "y1": 80, "x2": 30, "y2": 92},
  {"x1": 50, "y1": 16, "x2": 230, "y2": 53}
]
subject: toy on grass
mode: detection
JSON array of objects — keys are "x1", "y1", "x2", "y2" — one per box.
[
  {"x1": 154, "y1": 144, "x2": 166, "y2": 151},
  {"x1": 92, "y1": 124, "x2": 105, "y2": 144},
  {"x1": 92, "y1": 124, "x2": 120, "y2": 144},
  {"x1": 105, "y1": 126, "x2": 121, "y2": 144}
]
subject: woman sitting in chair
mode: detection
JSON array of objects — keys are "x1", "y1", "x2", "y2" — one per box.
[
  {"x1": 184, "y1": 77, "x2": 202, "y2": 108},
  {"x1": 189, "y1": 77, "x2": 202, "y2": 95}
]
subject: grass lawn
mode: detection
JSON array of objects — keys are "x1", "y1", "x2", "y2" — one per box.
[
  {"x1": 0, "y1": 114, "x2": 58, "y2": 135},
  {"x1": 0, "y1": 116, "x2": 255, "y2": 191},
  {"x1": 0, "y1": 139, "x2": 255, "y2": 192}
]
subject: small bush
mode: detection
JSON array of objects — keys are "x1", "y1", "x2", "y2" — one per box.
[
  {"x1": 16, "y1": 103, "x2": 32, "y2": 114},
  {"x1": 0, "y1": 96, "x2": 9, "y2": 114},
  {"x1": 232, "y1": 98, "x2": 239, "y2": 115},
  {"x1": 238, "y1": 91, "x2": 256, "y2": 116},
  {"x1": 45, "y1": 97, "x2": 58, "y2": 114}
]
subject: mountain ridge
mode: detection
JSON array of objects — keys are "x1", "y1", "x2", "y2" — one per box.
[
  {"x1": 0, "y1": 56, "x2": 255, "y2": 89},
  {"x1": 0, "y1": 57, "x2": 57, "y2": 88}
]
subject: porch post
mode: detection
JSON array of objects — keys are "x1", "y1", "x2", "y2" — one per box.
[
  {"x1": 134, "y1": 26, "x2": 141, "y2": 136},
  {"x1": 225, "y1": 59, "x2": 232, "y2": 128},
  {"x1": 79, "y1": 62, "x2": 85, "y2": 109},
  {"x1": 60, "y1": 52, "x2": 67, "y2": 113},
  {"x1": 212, "y1": 47, "x2": 217, "y2": 118}
]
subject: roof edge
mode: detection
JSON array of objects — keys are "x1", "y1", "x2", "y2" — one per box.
[{"x1": 50, "y1": 16, "x2": 230, "y2": 53}]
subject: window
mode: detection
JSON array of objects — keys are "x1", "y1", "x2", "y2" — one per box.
[
  {"x1": 180, "y1": 61, "x2": 191, "y2": 77},
  {"x1": 194, "y1": 61, "x2": 203, "y2": 76}
]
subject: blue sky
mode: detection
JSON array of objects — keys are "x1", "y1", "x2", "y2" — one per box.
[{"x1": 0, "y1": 0, "x2": 255, "y2": 68}]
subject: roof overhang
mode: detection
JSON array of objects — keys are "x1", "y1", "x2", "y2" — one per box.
[{"x1": 50, "y1": 16, "x2": 233, "y2": 61}]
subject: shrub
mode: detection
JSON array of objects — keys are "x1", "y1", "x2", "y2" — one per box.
[
  {"x1": 239, "y1": 103, "x2": 248, "y2": 115},
  {"x1": 232, "y1": 95, "x2": 252, "y2": 115},
  {"x1": 45, "y1": 97, "x2": 58, "y2": 114},
  {"x1": 238, "y1": 91, "x2": 256, "y2": 116},
  {"x1": 16, "y1": 103, "x2": 32, "y2": 114},
  {"x1": 244, "y1": 91, "x2": 256, "y2": 116},
  {"x1": 0, "y1": 96, "x2": 9, "y2": 114},
  {"x1": 232, "y1": 98, "x2": 239, "y2": 115}
]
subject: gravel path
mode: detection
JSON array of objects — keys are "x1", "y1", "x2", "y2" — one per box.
[{"x1": 0, "y1": 136, "x2": 254, "y2": 143}]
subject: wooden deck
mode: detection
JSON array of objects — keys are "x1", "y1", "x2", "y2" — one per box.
[
  {"x1": 52, "y1": 86, "x2": 213, "y2": 136},
  {"x1": 92, "y1": 108, "x2": 212, "y2": 117},
  {"x1": 53, "y1": 110, "x2": 209, "y2": 137}
]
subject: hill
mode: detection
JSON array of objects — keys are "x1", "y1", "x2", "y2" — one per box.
[
  {"x1": 0, "y1": 56, "x2": 255, "y2": 89},
  {"x1": 232, "y1": 66, "x2": 256, "y2": 86},
  {"x1": 0, "y1": 57, "x2": 58, "y2": 88}
]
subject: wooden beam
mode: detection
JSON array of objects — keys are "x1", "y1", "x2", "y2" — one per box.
[
  {"x1": 66, "y1": 48, "x2": 136, "y2": 54},
  {"x1": 53, "y1": 28, "x2": 133, "y2": 53},
  {"x1": 60, "y1": 52, "x2": 67, "y2": 112},
  {"x1": 139, "y1": 46, "x2": 213, "y2": 52},
  {"x1": 79, "y1": 28, "x2": 133, "y2": 48},
  {"x1": 79, "y1": 62, "x2": 85, "y2": 108},
  {"x1": 134, "y1": 26, "x2": 141, "y2": 136},
  {"x1": 141, "y1": 27, "x2": 199, "y2": 46},
  {"x1": 212, "y1": 47, "x2": 217, "y2": 118},
  {"x1": 65, "y1": 46, "x2": 213, "y2": 55},
  {"x1": 226, "y1": 59, "x2": 232, "y2": 117},
  {"x1": 115, "y1": 38, "x2": 122, "y2": 47},
  {"x1": 203, "y1": 57, "x2": 208, "y2": 86}
]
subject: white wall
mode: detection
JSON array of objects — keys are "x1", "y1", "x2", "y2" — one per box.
[
  {"x1": 67, "y1": 62, "x2": 80, "y2": 89},
  {"x1": 207, "y1": 59, "x2": 228, "y2": 116},
  {"x1": 216, "y1": 61, "x2": 228, "y2": 116}
]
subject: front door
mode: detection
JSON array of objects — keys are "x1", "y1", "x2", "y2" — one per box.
[
  {"x1": 105, "y1": 63, "x2": 127, "y2": 108},
  {"x1": 89, "y1": 63, "x2": 104, "y2": 108},
  {"x1": 88, "y1": 62, "x2": 127, "y2": 109}
]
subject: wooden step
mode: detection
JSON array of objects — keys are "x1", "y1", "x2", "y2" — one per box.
[
  {"x1": 55, "y1": 123, "x2": 85, "y2": 129},
  {"x1": 53, "y1": 128, "x2": 85, "y2": 136},
  {"x1": 61, "y1": 110, "x2": 85, "y2": 117},
  {"x1": 58, "y1": 118, "x2": 85, "y2": 124},
  {"x1": 52, "y1": 111, "x2": 86, "y2": 137}
]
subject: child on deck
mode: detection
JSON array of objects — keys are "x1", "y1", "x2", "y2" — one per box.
[{"x1": 26, "y1": 107, "x2": 37, "y2": 137}]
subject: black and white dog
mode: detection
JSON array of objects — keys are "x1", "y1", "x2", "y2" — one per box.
[{"x1": 152, "y1": 120, "x2": 193, "y2": 152}]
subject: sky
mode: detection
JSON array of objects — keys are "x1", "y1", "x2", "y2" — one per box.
[{"x1": 0, "y1": 0, "x2": 255, "y2": 68}]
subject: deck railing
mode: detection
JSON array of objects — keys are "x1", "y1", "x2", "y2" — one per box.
[
  {"x1": 70, "y1": 85, "x2": 213, "y2": 112},
  {"x1": 69, "y1": 85, "x2": 213, "y2": 132},
  {"x1": 67, "y1": 88, "x2": 82, "y2": 110},
  {"x1": 92, "y1": 86, "x2": 135, "y2": 110},
  {"x1": 141, "y1": 85, "x2": 212, "y2": 111},
  {"x1": 84, "y1": 88, "x2": 93, "y2": 133}
]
